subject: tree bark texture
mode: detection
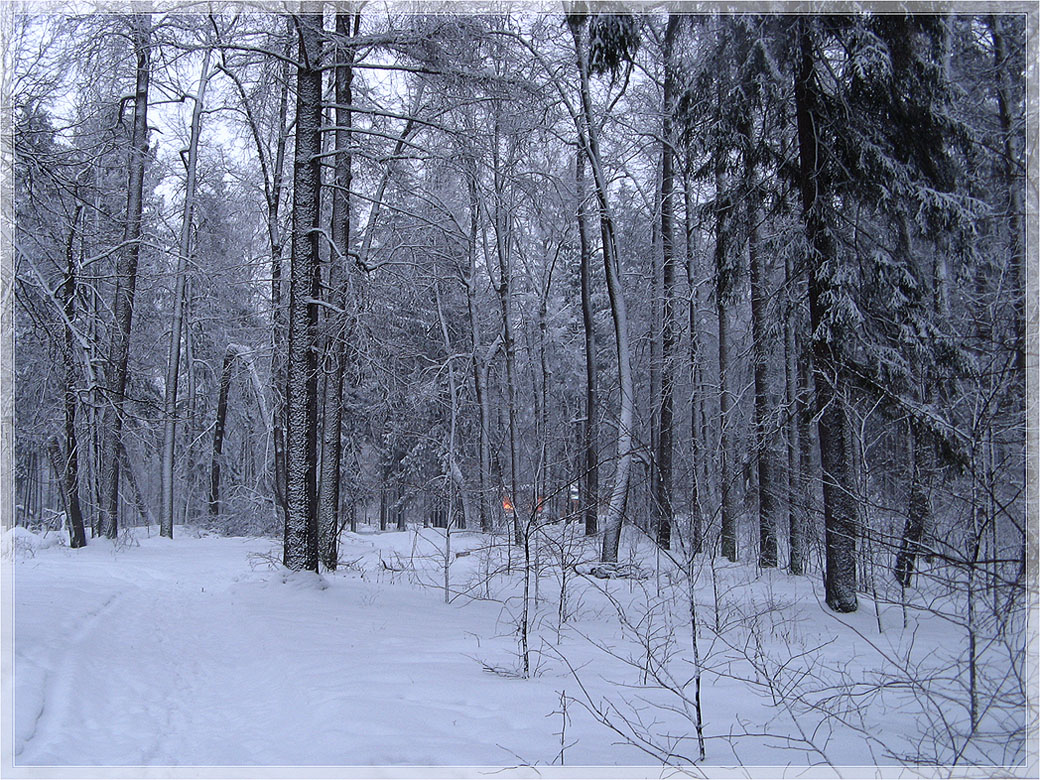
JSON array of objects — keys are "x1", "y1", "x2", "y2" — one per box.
[
  {"x1": 317, "y1": 10, "x2": 358, "y2": 572},
  {"x1": 284, "y1": 10, "x2": 323, "y2": 571},
  {"x1": 785, "y1": 253, "x2": 804, "y2": 575},
  {"x1": 654, "y1": 14, "x2": 679, "y2": 551}
]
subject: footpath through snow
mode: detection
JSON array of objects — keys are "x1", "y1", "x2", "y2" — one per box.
[
  {"x1": 6, "y1": 523, "x2": 1030, "y2": 771},
  {"x1": 9, "y1": 528, "x2": 606, "y2": 766}
]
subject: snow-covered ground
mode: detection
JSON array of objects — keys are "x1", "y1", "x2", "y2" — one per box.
[{"x1": 4, "y1": 522, "x2": 1032, "y2": 774}]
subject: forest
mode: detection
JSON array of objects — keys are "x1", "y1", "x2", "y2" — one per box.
[{"x1": 6, "y1": 2, "x2": 1034, "y2": 772}]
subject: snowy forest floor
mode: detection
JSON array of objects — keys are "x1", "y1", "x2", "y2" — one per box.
[{"x1": 5, "y1": 521, "x2": 1033, "y2": 774}]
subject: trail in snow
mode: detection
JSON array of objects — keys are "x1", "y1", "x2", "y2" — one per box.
[
  {"x1": 10, "y1": 524, "x2": 1018, "y2": 769},
  {"x1": 11, "y1": 531, "x2": 645, "y2": 766}
]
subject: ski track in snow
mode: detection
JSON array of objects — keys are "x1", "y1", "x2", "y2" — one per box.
[
  {"x1": 16, "y1": 589, "x2": 125, "y2": 757},
  {"x1": 12, "y1": 531, "x2": 627, "y2": 767},
  {"x1": 10, "y1": 526, "x2": 1016, "y2": 768}
]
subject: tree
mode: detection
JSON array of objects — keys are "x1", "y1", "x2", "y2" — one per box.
[
  {"x1": 317, "y1": 8, "x2": 360, "y2": 572},
  {"x1": 652, "y1": 14, "x2": 679, "y2": 550},
  {"x1": 566, "y1": 9, "x2": 638, "y2": 565},
  {"x1": 794, "y1": 17, "x2": 858, "y2": 612},
  {"x1": 53, "y1": 201, "x2": 88, "y2": 549},
  {"x1": 160, "y1": 42, "x2": 213, "y2": 540},
  {"x1": 97, "y1": 12, "x2": 151, "y2": 540},
  {"x1": 283, "y1": 9, "x2": 323, "y2": 571},
  {"x1": 575, "y1": 148, "x2": 599, "y2": 537}
]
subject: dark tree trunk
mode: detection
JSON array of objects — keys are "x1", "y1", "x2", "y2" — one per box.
[
  {"x1": 795, "y1": 19, "x2": 857, "y2": 612},
  {"x1": 654, "y1": 14, "x2": 679, "y2": 551},
  {"x1": 317, "y1": 10, "x2": 358, "y2": 572},
  {"x1": 98, "y1": 13, "x2": 150, "y2": 539},
  {"x1": 491, "y1": 111, "x2": 522, "y2": 548},
  {"x1": 284, "y1": 10, "x2": 322, "y2": 572},
  {"x1": 715, "y1": 162, "x2": 738, "y2": 563},
  {"x1": 895, "y1": 423, "x2": 934, "y2": 588},
  {"x1": 209, "y1": 348, "x2": 233, "y2": 518},
  {"x1": 988, "y1": 15, "x2": 1025, "y2": 377},
  {"x1": 747, "y1": 185, "x2": 778, "y2": 568},
  {"x1": 785, "y1": 252, "x2": 804, "y2": 575},
  {"x1": 61, "y1": 206, "x2": 87, "y2": 549},
  {"x1": 797, "y1": 331, "x2": 816, "y2": 572},
  {"x1": 464, "y1": 154, "x2": 495, "y2": 533}
]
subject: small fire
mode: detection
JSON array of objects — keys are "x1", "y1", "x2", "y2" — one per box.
[{"x1": 502, "y1": 497, "x2": 513, "y2": 511}]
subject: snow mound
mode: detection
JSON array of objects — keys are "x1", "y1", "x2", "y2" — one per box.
[
  {"x1": 280, "y1": 569, "x2": 329, "y2": 591},
  {"x1": 2, "y1": 526, "x2": 64, "y2": 558}
]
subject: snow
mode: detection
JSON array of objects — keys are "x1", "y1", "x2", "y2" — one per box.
[{"x1": 5, "y1": 523, "x2": 1032, "y2": 774}]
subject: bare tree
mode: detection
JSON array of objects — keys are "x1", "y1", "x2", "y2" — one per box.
[
  {"x1": 160, "y1": 42, "x2": 213, "y2": 539},
  {"x1": 97, "y1": 12, "x2": 150, "y2": 540},
  {"x1": 566, "y1": 9, "x2": 635, "y2": 565}
]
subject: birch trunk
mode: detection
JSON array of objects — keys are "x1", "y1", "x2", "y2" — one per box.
[
  {"x1": 160, "y1": 47, "x2": 212, "y2": 539},
  {"x1": 567, "y1": 13, "x2": 634, "y2": 564}
]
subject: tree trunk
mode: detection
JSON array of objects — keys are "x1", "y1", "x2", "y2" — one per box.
[
  {"x1": 98, "y1": 12, "x2": 150, "y2": 539},
  {"x1": 746, "y1": 160, "x2": 778, "y2": 569},
  {"x1": 466, "y1": 155, "x2": 496, "y2": 533},
  {"x1": 784, "y1": 251, "x2": 803, "y2": 575},
  {"x1": 795, "y1": 19, "x2": 857, "y2": 612},
  {"x1": 654, "y1": 14, "x2": 679, "y2": 551},
  {"x1": 269, "y1": 18, "x2": 293, "y2": 526},
  {"x1": 119, "y1": 440, "x2": 155, "y2": 529},
  {"x1": 209, "y1": 347, "x2": 233, "y2": 518},
  {"x1": 284, "y1": 10, "x2": 323, "y2": 572},
  {"x1": 988, "y1": 15, "x2": 1025, "y2": 377},
  {"x1": 491, "y1": 110, "x2": 522, "y2": 548},
  {"x1": 576, "y1": 149, "x2": 599, "y2": 537},
  {"x1": 317, "y1": 10, "x2": 358, "y2": 572},
  {"x1": 160, "y1": 47, "x2": 212, "y2": 540},
  {"x1": 60, "y1": 206, "x2": 87, "y2": 548},
  {"x1": 568, "y1": 13, "x2": 634, "y2": 564},
  {"x1": 684, "y1": 148, "x2": 703, "y2": 556},
  {"x1": 715, "y1": 159, "x2": 738, "y2": 563},
  {"x1": 649, "y1": 174, "x2": 662, "y2": 540}
]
